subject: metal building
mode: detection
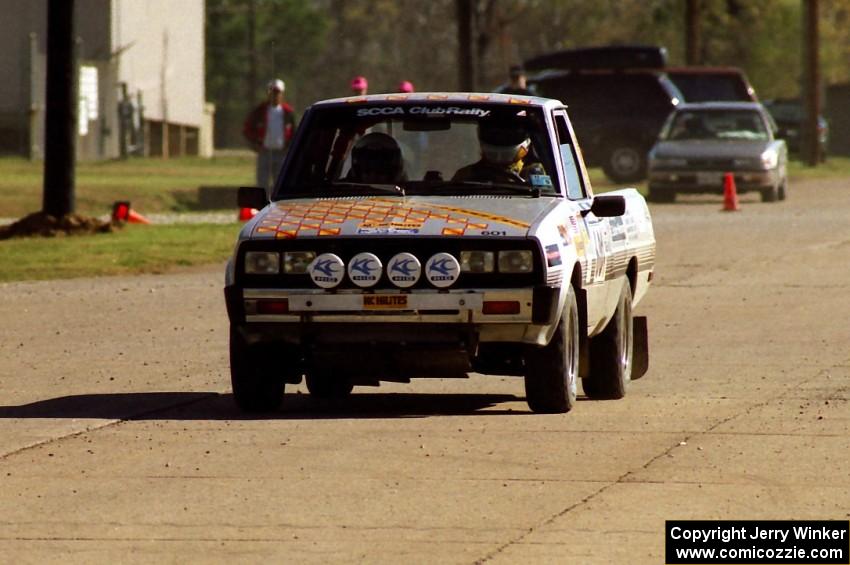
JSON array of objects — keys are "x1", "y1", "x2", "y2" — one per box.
[{"x1": 0, "y1": 0, "x2": 214, "y2": 160}]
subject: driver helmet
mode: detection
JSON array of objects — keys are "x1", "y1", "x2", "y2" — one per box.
[
  {"x1": 350, "y1": 132, "x2": 403, "y2": 183},
  {"x1": 478, "y1": 122, "x2": 531, "y2": 167}
]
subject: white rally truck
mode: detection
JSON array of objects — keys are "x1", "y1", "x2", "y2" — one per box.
[{"x1": 224, "y1": 92, "x2": 656, "y2": 413}]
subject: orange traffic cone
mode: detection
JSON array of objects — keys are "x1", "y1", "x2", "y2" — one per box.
[
  {"x1": 722, "y1": 172, "x2": 740, "y2": 212},
  {"x1": 127, "y1": 208, "x2": 151, "y2": 224},
  {"x1": 238, "y1": 207, "x2": 258, "y2": 221},
  {"x1": 111, "y1": 201, "x2": 151, "y2": 224}
]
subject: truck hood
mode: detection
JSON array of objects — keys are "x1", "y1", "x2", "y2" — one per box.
[{"x1": 248, "y1": 195, "x2": 558, "y2": 239}]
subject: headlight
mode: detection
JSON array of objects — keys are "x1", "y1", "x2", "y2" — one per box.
[
  {"x1": 283, "y1": 251, "x2": 316, "y2": 274},
  {"x1": 460, "y1": 251, "x2": 494, "y2": 273},
  {"x1": 498, "y1": 250, "x2": 533, "y2": 273},
  {"x1": 245, "y1": 251, "x2": 280, "y2": 274},
  {"x1": 761, "y1": 151, "x2": 778, "y2": 169},
  {"x1": 652, "y1": 158, "x2": 687, "y2": 168}
]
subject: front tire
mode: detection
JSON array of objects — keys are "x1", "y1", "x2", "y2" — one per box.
[
  {"x1": 778, "y1": 179, "x2": 787, "y2": 201},
  {"x1": 761, "y1": 184, "x2": 778, "y2": 202},
  {"x1": 230, "y1": 327, "x2": 286, "y2": 412},
  {"x1": 524, "y1": 284, "x2": 579, "y2": 413},
  {"x1": 584, "y1": 281, "x2": 633, "y2": 400}
]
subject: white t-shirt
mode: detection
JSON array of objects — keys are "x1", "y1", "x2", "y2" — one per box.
[{"x1": 263, "y1": 105, "x2": 285, "y2": 150}]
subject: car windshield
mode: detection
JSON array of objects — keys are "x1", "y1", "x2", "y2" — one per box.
[
  {"x1": 664, "y1": 109, "x2": 769, "y2": 141},
  {"x1": 276, "y1": 102, "x2": 560, "y2": 198}
]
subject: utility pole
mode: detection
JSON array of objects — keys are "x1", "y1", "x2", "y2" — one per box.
[
  {"x1": 685, "y1": 0, "x2": 701, "y2": 65},
  {"x1": 456, "y1": 0, "x2": 476, "y2": 92},
  {"x1": 42, "y1": 0, "x2": 77, "y2": 217},
  {"x1": 247, "y1": 0, "x2": 258, "y2": 100},
  {"x1": 802, "y1": 0, "x2": 821, "y2": 166}
]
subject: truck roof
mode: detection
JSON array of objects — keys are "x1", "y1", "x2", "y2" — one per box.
[{"x1": 311, "y1": 92, "x2": 561, "y2": 110}]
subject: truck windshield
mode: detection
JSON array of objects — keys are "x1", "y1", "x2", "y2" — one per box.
[{"x1": 276, "y1": 103, "x2": 560, "y2": 199}]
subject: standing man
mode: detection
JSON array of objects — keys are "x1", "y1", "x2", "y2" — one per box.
[
  {"x1": 350, "y1": 76, "x2": 368, "y2": 96},
  {"x1": 501, "y1": 65, "x2": 533, "y2": 96},
  {"x1": 243, "y1": 79, "x2": 296, "y2": 193}
]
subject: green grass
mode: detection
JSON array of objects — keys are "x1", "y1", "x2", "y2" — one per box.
[
  {"x1": 0, "y1": 155, "x2": 254, "y2": 219},
  {"x1": 0, "y1": 223, "x2": 241, "y2": 283},
  {"x1": 1, "y1": 153, "x2": 848, "y2": 284}
]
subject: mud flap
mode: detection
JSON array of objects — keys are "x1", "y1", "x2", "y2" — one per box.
[{"x1": 632, "y1": 316, "x2": 649, "y2": 379}]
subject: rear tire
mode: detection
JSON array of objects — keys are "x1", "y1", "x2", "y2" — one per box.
[
  {"x1": 524, "y1": 284, "x2": 579, "y2": 413},
  {"x1": 230, "y1": 327, "x2": 286, "y2": 412},
  {"x1": 778, "y1": 179, "x2": 787, "y2": 201},
  {"x1": 584, "y1": 281, "x2": 633, "y2": 400},
  {"x1": 603, "y1": 141, "x2": 647, "y2": 183}
]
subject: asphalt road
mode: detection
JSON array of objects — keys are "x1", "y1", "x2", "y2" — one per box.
[{"x1": 1, "y1": 178, "x2": 848, "y2": 564}]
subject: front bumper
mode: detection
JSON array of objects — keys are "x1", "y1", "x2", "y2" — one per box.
[
  {"x1": 225, "y1": 285, "x2": 560, "y2": 346},
  {"x1": 648, "y1": 169, "x2": 778, "y2": 193}
]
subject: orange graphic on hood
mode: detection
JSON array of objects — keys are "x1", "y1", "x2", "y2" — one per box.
[{"x1": 254, "y1": 198, "x2": 529, "y2": 239}]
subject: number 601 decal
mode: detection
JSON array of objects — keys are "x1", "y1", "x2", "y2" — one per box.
[{"x1": 481, "y1": 230, "x2": 507, "y2": 236}]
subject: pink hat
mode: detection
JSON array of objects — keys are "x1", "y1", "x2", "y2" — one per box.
[
  {"x1": 397, "y1": 80, "x2": 414, "y2": 93},
  {"x1": 350, "y1": 76, "x2": 368, "y2": 90}
]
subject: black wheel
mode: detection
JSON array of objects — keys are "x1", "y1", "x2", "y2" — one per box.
[
  {"x1": 524, "y1": 284, "x2": 579, "y2": 413},
  {"x1": 306, "y1": 371, "x2": 354, "y2": 399},
  {"x1": 761, "y1": 184, "x2": 778, "y2": 202},
  {"x1": 230, "y1": 327, "x2": 286, "y2": 412},
  {"x1": 647, "y1": 185, "x2": 675, "y2": 203},
  {"x1": 602, "y1": 141, "x2": 647, "y2": 183},
  {"x1": 778, "y1": 179, "x2": 787, "y2": 201},
  {"x1": 584, "y1": 281, "x2": 633, "y2": 400}
]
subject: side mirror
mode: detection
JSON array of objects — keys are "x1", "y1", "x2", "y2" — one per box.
[
  {"x1": 238, "y1": 186, "x2": 268, "y2": 210},
  {"x1": 587, "y1": 194, "x2": 625, "y2": 217}
]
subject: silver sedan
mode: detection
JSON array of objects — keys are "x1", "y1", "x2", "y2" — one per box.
[{"x1": 647, "y1": 102, "x2": 788, "y2": 203}]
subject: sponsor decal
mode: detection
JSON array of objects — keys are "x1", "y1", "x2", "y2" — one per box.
[
  {"x1": 355, "y1": 106, "x2": 491, "y2": 118},
  {"x1": 545, "y1": 244, "x2": 562, "y2": 267},
  {"x1": 557, "y1": 223, "x2": 572, "y2": 246},
  {"x1": 387, "y1": 252, "x2": 421, "y2": 288},
  {"x1": 363, "y1": 295, "x2": 409, "y2": 309},
  {"x1": 425, "y1": 252, "x2": 460, "y2": 288},
  {"x1": 529, "y1": 174, "x2": 553, "y2": 188},
  {"x1": 610, "y1": 216, "x2": 627, "y2": 242},
  {"x1": 308, "y1": 253, "x2": 345, "y2": 288},
  {"x1": 348, "y1": 252, "x2": 382, "y2": 288},
  {"x1": 357, "y1": 220, "x2": 423, "y2": 235}
]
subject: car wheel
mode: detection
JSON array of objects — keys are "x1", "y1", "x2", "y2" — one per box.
[
  {"x1": 584, "y1": 281, "x2": 633, "y2": 400},
  {"x1": 306, "y1": 371, "x2": 354, "y2": 399},
  {"x1": 761, "y1": 184, "x2": 778, "y2": 203},
  {"x1": 602, "y1": 142, "x2": 647, "y2": 183},
  {"x1": 778, "y1": 179, "x2": 787, "y2": 201},
  {"x1": 230, "y1": 327, "x2": 286, "y2": 412},
  {"x1": 524, "y1": 284, "x2": 579, "y2": 413},
  {"x1": 647, "y1": 185, "x2": 675, "y2": 203}
]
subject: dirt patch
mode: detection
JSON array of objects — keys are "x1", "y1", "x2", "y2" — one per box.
[{"x1": 0, "y1": 212, "x2": 118, "y2": 240}]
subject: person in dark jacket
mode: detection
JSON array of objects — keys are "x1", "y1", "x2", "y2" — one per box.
[
  {"x1": 243, "y1": 79, "x2": 296, "y2": 192},
  {"x1": 501, "y1": 65, "x2": 533, "y2": 96}
]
